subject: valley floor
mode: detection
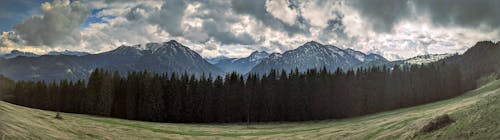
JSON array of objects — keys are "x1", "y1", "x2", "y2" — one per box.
[{"x1": 2, "y1": 80, "x2": 500, "y2": 140}]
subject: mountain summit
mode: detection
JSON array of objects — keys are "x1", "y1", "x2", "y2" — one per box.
[{"x1": 248, "y1": 41, "x2": 389, "y2": 74}]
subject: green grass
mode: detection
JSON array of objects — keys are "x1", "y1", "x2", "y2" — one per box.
[{"x1": 2, "y1": 80, "x2": 500, "y2": 139}]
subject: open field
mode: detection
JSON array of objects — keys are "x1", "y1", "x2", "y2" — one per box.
[{"x1": 2, "y1": 80, "x2": 500, "y2": 140}]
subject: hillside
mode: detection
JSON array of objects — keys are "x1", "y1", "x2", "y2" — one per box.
[
  {"x1": 402, "y1": 54, "x2": 454, "y2": 65},
  {"x1": 2, "y1": 80, "x2": 500, "y2": 139}
]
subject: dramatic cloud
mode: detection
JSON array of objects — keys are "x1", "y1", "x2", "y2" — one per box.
[
  {"x1": 183, "y1": 0, "x2": 260, "y2": 45},
  {"x1": 231, "y1": 0, "x2": 309, "y2": 36},
  {"x1": 126, "y1": 4, "x2": 154, "y2": 21},
  {"x1": 265, "y1": 0, "x2": 298, "y2": 25},
  {"x1": 1, "y1": 0, "x2": 499, "y2": 60},
  {"x1": 348, "y1": 0, "x2": 411, "y2": 33},
  {"x1": 349, "y1": 0, "x2": 500, "y2": 33},
  {"x1": 150, "y1": 0, "x2": 186, "y2": 36},
  {"x1": 0, "y1": 32, "x2": 23, "y2": 48},
  {"x1": 201, "y1": 20, "x2": 258, "y2": 45},
  {"x1": 12, "y1": 0, "x2": 89, "y2": 46},
  {"x1": 0, "y1": 31, "x2": 47, "y2": 54},
  {"x1": 413, "y1": 0, "x2": 500, "y2": 31}
]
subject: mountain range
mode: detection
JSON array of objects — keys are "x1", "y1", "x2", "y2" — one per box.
[
  {"x1": 0, "y1": 50, "x2": 39, "y2": 59},
  {"x1": 206, "y1": 56, "x2": 231, "y2": 64},
  {"x1": 0, "y1": 50, "x2": 91, "y2": 59},
  {"x1": 0, "y1": 40, "x2": 454, "y2": 81},
  {"x1": 0, "y1": 40, "x2": 221, "y2": 81},
  {"x1": 248, "y1": 41, "x2": 389, "y2": 74},
  {"x1": 213, "y1": 51, "x2": 269, "y2": 74},
  {"x1": 47, "y1": 50, "x2": 91, "y2": 56}
]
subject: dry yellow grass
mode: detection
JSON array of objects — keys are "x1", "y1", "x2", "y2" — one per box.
[{"x1": 1, "y1": 80, "x2": 500, "y2": 140}]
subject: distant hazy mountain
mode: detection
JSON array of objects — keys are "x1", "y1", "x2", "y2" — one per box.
[
  {"x1": 0, "y1": 50, "x2": 39, "y2": 59},
  {"x1": 248, "y1": 41, "x2": 389, "y2": 74},
  {"x1": 214, "y1": 51, "x2": 269, "y2": 74},
  {"x1": 47, "y1": 50, "x2": 90, "y2": 56},
  {"x1": 0, "y1": 40, "x2": 222, "y2": 81},
  {"x1": 205, "y1": 56, "x2": 231, "y2": 64}
]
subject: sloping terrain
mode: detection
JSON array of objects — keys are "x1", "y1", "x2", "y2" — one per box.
[
  {"x1": 0, "y1": 40, "x2": 222, "y2": 81},
  {"x1": 402, "y1": 54, "x2": 454, "y2": 65},
  {"x1": 1, "y1": 80, "x2": 500, "y2": 139}
]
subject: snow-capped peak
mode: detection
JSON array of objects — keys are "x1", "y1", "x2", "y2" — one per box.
[
  {"x1": 248, "y1": 41, "x2": 390, "y2": 74},
  {"x1": 114, "y1": 40, "x2": 188, "y2": 54},
  {"x1": 269, "y1": 53, "x2": 282, "y2": 60},
  {"x1": 249, "y1": 51, "x2": 269, "y2": 62},
  {"x1": 164, "y1": 40, "x2": 183, "y2": 47},
  {"x1": 344, "y1": 48, "x2": 367, "y2": 62},
  {"x1": 304, "y1": 41, "x2": 322, "y2": 46},
  {"x1": 145, "y1": 43, "x2": 163, "y2": 52}
]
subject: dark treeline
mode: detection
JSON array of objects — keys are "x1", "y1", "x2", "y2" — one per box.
[
  {"x1": 5, "y1": 62, "x2": 464, "y2": 123},
  {"x1": 0, "y1": 75, "x2": 14, "y2": 99}
]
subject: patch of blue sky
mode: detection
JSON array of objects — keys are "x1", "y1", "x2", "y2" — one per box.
[
  {"x1": 81, "y1": 8, "x2": 116, "y2": 30},
  {"x1": 0, "y1": 0, "x2": 50, "y2": 32}
]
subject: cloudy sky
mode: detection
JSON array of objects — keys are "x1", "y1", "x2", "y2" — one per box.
[{"x1": 0, "y1": 0, "x2": 499, "y2": 60}]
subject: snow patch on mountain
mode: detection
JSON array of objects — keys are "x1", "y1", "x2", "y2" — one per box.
[
  {"x1": 404, "y1": 54, "x2": 454, "y2": 65},
  {"x1": 249, "y1": 41, "x2": 389, "y2": 74}
]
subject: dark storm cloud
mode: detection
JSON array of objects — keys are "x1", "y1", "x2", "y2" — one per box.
[
  {"x1": 413, "y1": 0, "x2": 500, "y2": 30},
  {"x1": 231, "y1": 0, "x2": 267, "y2": 22},
  {"x1": 231, "y1": 0, "x2": 310, "y2": 36},
  {"x1": 349, "y1": 0, "x2": 500, "y2": 33},
  {"x1": 349, "y1": 0, "x2": 411, "y2": 32}
]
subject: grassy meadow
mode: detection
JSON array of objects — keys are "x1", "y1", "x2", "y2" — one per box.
[{"x1": 1, "y1": 80, "x2": 500, "y2": 139}]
